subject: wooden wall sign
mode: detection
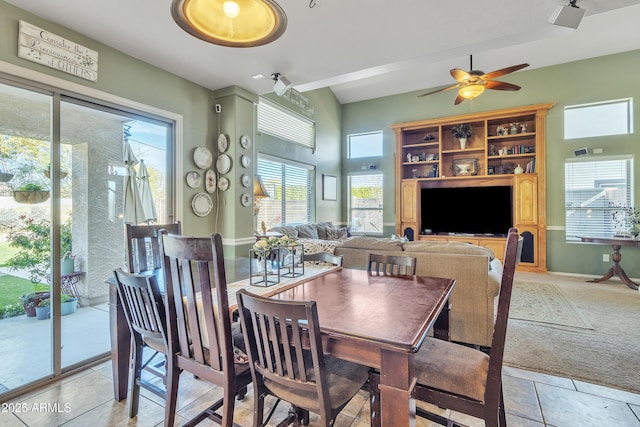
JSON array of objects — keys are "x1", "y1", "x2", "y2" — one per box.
[{"x1": 18, "y1": 21, "x2": 98, "y2": 82}]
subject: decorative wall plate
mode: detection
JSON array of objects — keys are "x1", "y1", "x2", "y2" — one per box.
[
  {"x1": 205, "y1": 170, "x2": 216, "y2": 193},
  {"x1": 191, "y1": 192, "x2": 213, "y2": 217},
  {"x1": 217, "y1": 134, "x2": 228, "y2": 153},
  {"x1": 216, "y1": 154, "x2": 232, "y2": 174},
  {"x1": 218, "y1": 176, "x2": 230, "y2": 191},
  {"x1": 193, "y1": 147, "x2": 213, "y2": 169},
  {"x1": 241, "y1": 174, "x2": 250, "y2": 188},
  {"x1": 185, "y1": 171, "x2": 201, "y2": 188},
  {"x1": 240, "y1": 193, "x2": 251, "y2": 207},
  {"x1": 240, "y1": 154, "x2": 251, "y2": 169},
  {"x1": 240, "y1": 135, "x2": 251, "y2": 149}
]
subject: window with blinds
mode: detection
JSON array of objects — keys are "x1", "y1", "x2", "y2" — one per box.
[
  {"x1": 348, "y1": 174, "x2": 383, "y2": 235},
  {"x1": 257, "y1": 155, "x2": 314, "y2": 229},
  {"x1": 565, "y1": 156, "x2": 633, "y2": 241},
  {"x1": 257, "y1": 98, "x2": 315, "y2": 149}
]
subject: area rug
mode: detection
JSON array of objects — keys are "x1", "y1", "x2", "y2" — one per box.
[
  {"x1": 504, "y1": 273, "x2": 640, "y2": 394},
  {"x1": 509, "y1": 281, "x2": 593, "y2": 329}
]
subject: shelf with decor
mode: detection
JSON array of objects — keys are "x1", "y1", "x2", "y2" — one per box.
[{"x1": 392, "y1": 102, "x2": 555, "y2": 272}]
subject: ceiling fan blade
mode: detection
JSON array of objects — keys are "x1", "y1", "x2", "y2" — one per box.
[
  {"x1": 482, "y1": 63, "x2": 529, "y2": 80},
  {"x1": 450, "y1": 68, "x2": 471, "y2": 83},
  {"x1": 454, "y1": 94, "x2": 466, "y2": 105},
  {"x1": 484, "y1": 80, "x2": 521, "y2": 91},
  {"x1": 417, "y1": 84, "x2": 459, "y2": 98}
]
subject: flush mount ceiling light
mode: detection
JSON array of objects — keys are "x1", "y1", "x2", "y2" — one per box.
[{"x1": 171, "y1": 0, "x2": 287, "y2": 48}]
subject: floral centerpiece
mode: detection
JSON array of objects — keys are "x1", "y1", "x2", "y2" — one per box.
[{"x1": 611, "y1": 203, "x2": 640, "y2": 237}]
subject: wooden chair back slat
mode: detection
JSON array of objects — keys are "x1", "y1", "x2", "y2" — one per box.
[
  {"x1": 368, "y1": 253, "x2": 417, "y2": 275},
  {"x1": 125, "y1": 223, "x2": 181, "y2": 274}
]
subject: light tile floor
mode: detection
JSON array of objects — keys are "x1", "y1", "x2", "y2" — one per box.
[{"x1": 1, "y1": 359, "x2": 639, "y2": 426}]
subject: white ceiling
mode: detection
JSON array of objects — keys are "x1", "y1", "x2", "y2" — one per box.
[{"x1": 5, "y1": 0, "x2": 640, "y2": 104}]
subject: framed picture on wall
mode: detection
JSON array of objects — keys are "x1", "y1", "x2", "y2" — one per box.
[{"x1": 322, "y1": 174, "x2": 337, "y2": 201}]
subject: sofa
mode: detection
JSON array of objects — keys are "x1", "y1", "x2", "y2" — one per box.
[{"x1": 269, "y1": 223, "x2": 503, "y2": 347}]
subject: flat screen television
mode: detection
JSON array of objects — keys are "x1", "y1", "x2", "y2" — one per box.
[{"x1": 420, "y1": 186, "x2": 513, "y2": 236}]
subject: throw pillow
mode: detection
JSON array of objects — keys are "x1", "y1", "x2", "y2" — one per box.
[
  {"x1": 316, "y1": 221, "x2": 336, "y2": 240},
  {"x1": 296, "y1": 224, "x2": 319, "y2": 239},
  {"x1": 269, "y1": 226, "x2": 298, "y2": 238},
  {"x1": 327, "y1": 227, "x2": 348, "y2": 241}
]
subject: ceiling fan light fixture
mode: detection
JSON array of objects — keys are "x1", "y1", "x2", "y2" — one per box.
[
  {"x1": 458, "y1": 84, "x2": 485, "y2": 100},
  {"x1": 171, "y1": 0, "x2": 287, "y2": 48}
]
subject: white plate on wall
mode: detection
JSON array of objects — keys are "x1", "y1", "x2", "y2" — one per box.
[
  {"x1": 241, "y1": 193, "x2": 251, "y2": 207},
  {"x1": 191, "y1": 192, "x2": 213, "y2": 217},
  {"x1": 218, "y1": 176, "x2": 230, "y2": 191},
  {"x1": 205, "y1": 170, "x2": 216, "y2": 193},
  {"x1": 240, "y1": 135, "x2": 251, "y2": 149},
  {"x1": 185, "y1": 171, "x2": 201, "y2": 188},
  {"x1": 216, "y1": 154, "x2": 232, "y2": 174},
  {"x1": 241, "y1": 174, "x2": 250, "y2": 187},
  {"x1": 193, "y1": 147, "x2": 213, "y2": 169},
  {"x1": 240, "y1": 154, "x2": 251, "y2": 168},
  {"x1": 217, "y1": 134, "x2": 228, "y2": 153}
]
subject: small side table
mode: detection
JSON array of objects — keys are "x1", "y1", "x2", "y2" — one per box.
[
  {"x1": 579, "y1": 236, "x2": 639, "y2": 290},
  {"x1": 46, "y1": 272, "x2": 85, "y2": 306}
]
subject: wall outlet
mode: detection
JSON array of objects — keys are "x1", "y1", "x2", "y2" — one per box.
[{"x1": 603, "y1": 254, "x2": 610, "y2": 262}]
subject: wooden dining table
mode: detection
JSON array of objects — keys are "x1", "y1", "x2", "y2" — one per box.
[
  {"x1": 271, "y1": 268, "x2": 455, "y2": 427},
  {"x1": 107, "y1": 266, "x2": 455, "y2": 426}
]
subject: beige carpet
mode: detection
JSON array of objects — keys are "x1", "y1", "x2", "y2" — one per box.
[{"x1": 504, "y1": 272, "x2": 640, "y2": 394}]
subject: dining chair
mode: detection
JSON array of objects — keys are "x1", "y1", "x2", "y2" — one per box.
[
  {"x1": 125, "y1": 222, "x2": 181, "y2": 274},
  {"x1": 369, "y1": 228, "x2": 522, "y2": 427},
  {"x1": 161, "y1": 233, "x2": 252, "y2": 427},
  {"x1": 237, "y1": 289, "x2": 370, "y2": 427},
  {"x1": 112, "y1": 268, "x2": 168, "y2": 418},
  {"x1": 367, "y1": 253, "x2": 417, "y2": 275},
  {"x1": 303, "y1": 251, "x2": 344, "y2": 267}
]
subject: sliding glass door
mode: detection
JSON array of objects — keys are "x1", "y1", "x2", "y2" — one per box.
[{"x1": 0, "y1": 77, "x2": 173, "y2": 399}]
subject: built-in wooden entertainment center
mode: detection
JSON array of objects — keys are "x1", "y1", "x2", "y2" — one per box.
[{"x1": 393, "y1": 103, "x2": 554, "y2": 272}]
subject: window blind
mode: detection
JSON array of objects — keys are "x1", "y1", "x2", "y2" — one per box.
[
  {"x1": 257, "y1": 155, "x2": 313, "y2": 228},
  {"x1": 257, "y1": 98, "x2": 315, "y2": 149},
  {"x1": 565, "y1": 155, "x2": 633, "y2": 241}
]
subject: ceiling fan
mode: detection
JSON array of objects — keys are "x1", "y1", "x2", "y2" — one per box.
[{"x1": 418, "y1": 56, "x2": 529, "y2": 105}]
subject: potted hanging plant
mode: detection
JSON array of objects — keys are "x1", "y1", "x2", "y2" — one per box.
[
  {"x1": 451, "y1": 123, "x2": 474, "y2": 149},
  {"x1": 13, "y1": 183, "x2": 50, "y2": 204},
  {"x1": 35, "y1": 298, "x2": 51, "y2": 320}
]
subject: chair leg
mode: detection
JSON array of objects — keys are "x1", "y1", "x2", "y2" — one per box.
[
  {"x1": 163, "y1": 358, "x2": 180, "y2": 427},
  {"x1": 368, "y1": 370, "x2": 381, "y2": 427},
  {"x1": 498, "y1": 387, "x2": 507, "y2": 427},
  {"x1": 128, "y1": 340, "x2": 143, "y2": 418}
]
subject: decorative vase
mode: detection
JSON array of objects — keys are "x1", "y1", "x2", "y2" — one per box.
[
  {"x1": 514, "y1": 164, "x2": 524, "y2": 174},
  {"x1": 629, "y1": 224, "x2": 640, "y2": 238},
  {"x1": 458, "y1": 138, "x2": 467, "y2": 150}
]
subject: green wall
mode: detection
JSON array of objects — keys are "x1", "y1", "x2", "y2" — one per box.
[{"x1": 342, "y1": 49, "x2": 640, "y2": 277}]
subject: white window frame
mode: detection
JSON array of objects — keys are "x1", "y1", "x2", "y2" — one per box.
[
  {"x1": 348, "y1": 131, "x2": 383, "y2": 159},
  {"x1": 348, "y1": 173, "x2": 383, "y2": 235},
  {"x1": 256, "y1": 154, "x2": 314, "y2": 228},
  {"x1": 564, "y1": 98, "x2": 633, "y2": 140},
  {"x1": 564, "y1": 155, "x2": 633, "y2": 241}
]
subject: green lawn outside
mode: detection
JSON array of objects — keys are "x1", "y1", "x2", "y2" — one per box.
[
  {"x1": 0, "y1": 274, "x2": 48, "y2": 316},
  {"x1": 0, "y1": 240, "x2": 19, "y2": 267}
]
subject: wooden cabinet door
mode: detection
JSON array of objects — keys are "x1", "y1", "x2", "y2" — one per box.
[
  {"x1": 478, "y1": 238, "x2": 506, "y2": 265},
  {"x1": 515, "y1": 175, "x2": 537, "y2": 225},
  {"x1": 401, "y1": 180, "x2": 418, "y2": 223}
]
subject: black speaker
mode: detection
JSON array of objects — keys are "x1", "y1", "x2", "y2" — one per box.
[{"x1": 549, "y1": 5, "x2": 586, "y2": 29}]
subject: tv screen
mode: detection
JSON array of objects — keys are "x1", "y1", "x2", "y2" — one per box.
[{"x1": 420, "y1": 186, "x2": 513, "y2": 236}]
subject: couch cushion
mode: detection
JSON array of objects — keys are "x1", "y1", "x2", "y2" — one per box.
[
  {"x1": 339, "y1": 236, "x2": 404, "y2": 251},
  {"x1": 402, "y1": 241, "x2": 495, "y2": 260},
  {"x1": 269, "y1": 226, "x2": 298, "y2": 238},
  {"x1": 296, "y1": 224, "x2": 320, "y2": 239}
]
